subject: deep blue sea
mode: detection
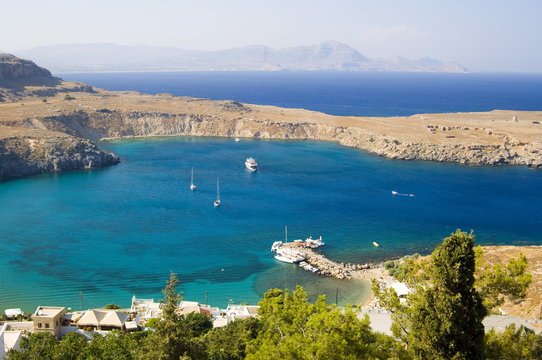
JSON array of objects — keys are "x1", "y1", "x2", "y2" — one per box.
[
  {"x1": 1, "y1": 72, "x2": 542, "y2": 312},
  {"x1": 60, "y1": 71, "x2": 542, "y2": 116}
]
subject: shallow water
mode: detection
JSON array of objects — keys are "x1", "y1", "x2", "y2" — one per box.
[{"x1": 1, "y1": 137, "x2": 541, "y2": 311}]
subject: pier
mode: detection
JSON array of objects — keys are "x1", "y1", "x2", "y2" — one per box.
[{"x1": 279, "y1": 242, "x2": 375, "y2": 280}]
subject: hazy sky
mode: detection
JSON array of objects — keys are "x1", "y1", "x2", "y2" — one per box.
[{"x1": 2, "y1": 0, "x2": 541, "y2": 72}]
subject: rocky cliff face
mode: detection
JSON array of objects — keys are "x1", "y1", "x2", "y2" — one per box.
[
  {"x1": 32, "y1": 109, "x2": 542, "y2": 168},
  {"x1": 0, "y1": 53, "x2": 53, "y2": 82},
  {"x1": 0, "y1": 135, "x2": 120, "y2": 181}
]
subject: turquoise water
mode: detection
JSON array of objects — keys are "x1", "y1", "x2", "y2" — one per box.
[{"x1": 1, "y1": 137, "x2": 541, "y2": 311}]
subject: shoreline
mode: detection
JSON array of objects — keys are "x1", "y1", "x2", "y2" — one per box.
[{"x1": 1, "y1": 82, "x2": 542, "y2": 182}]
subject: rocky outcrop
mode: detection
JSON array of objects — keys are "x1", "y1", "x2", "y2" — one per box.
[
  {"x1": 0, "y1": 53, "x2": 53, "y2": 82},
  {"x1": 0, "y1": 53, "x2": 68, "y2": 102},
  {"x1": 31, "y1": 109, "x2": 542, "y2": 168},
  {"x1": 0, "y1": 135, "x2": 120, "y2": 181}
]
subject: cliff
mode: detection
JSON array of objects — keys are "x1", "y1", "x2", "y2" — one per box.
[
  {"x1": 0, "y1": 134, "x2": 119, "y2": 181},
  {"x1": 30, "y1": 107, "x2": 541, "y2": 168},
  {"x1": 0, "y1": 53, "x2": 53, "y2": 82}
]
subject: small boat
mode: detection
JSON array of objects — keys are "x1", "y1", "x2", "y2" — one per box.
[
  {"x1": 392, "y1": 190, "x2": 414, "y2": 197},
  {"x1": 213, "y1": 178, "x2": 221, "y2": 207},
  {"x1": 274, "y1": 252, "x2": 298, "y2": 263},
  {"x1": 234, "y1": 138, "x2": 240, "y2": 142},
  {"x1": 190, "y1": 167, "x2": 196, "y2": 191},
  {"x1": 271, "y1": 241, "x2": 283, "y2": 252},
  {"x1": 274, "y1": 248, "x2": 306, "y2": 263},
  {"x1": 271, "y1": 226, "x2": 288, "y2": 252},
  {"x1": 372, "y1": 241, "x2": 380, "y2": 247},
  {"x1": 245, "y1": 157, "x2": 258, "y2": 172},
  {"x1": 305, "y1": 236, "x2": 324, "y2": 248}
]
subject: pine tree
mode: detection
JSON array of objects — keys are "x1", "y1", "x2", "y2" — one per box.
[
  {"x1": 404, "y1": 230, "x2": 487, "y2": 360},
  {"x1": 140, "y1": 272, "x2": 192, "y2": 360}
]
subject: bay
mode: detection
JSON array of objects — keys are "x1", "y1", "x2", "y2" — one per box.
[
  {"x1": 1, "y1": 137, "x2": 541, "y2": 311},
  {"x1": 2, "y1": 71, "x2": 542, "y2": 311}
]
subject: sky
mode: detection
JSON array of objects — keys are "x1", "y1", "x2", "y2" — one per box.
[{"x1": 1, "y1": 0, "x2": 541, "y2": 72}]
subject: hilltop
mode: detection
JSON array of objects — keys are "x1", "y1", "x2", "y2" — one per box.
[{"x1": 14, "y1": 41, "x2": 467, "y2": 73}]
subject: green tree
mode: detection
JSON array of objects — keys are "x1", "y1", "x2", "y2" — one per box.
[
  {"x1": 104, "y1": 304, "x2": 121, "y2": 309},
  {"x1": 203, "y1": 317, "x2": 262, "y2": 360},
  {"x1": 379, "y1": 230, "x2": 487, "y2": 360},
  {"x1": 485, "y1": 324, "x2": 542, "y2": 360},
  {"x1": 246, "y1": 286, "x2": 406, "y2": 360},
  {"x1": 475, "y1": 248, "x2": 532, "y2": 310},
  {"x1": 80, "y1": 331, "x2": 139, "y2": 360},
  {"x1": 52, "y1": 332, "x2": 87, "y2": 360},
  {"x1": 180, "y1": 312, "x2": 213, "y2": 338},
  {"x1": 139, "y1": 272, "x2": 196, "y2": 360},
  {"x1": 6, "y1": 332, "x2": 58, "y2": 360}
]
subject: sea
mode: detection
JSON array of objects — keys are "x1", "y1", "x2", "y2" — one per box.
[{"x1": 1, "y1": 71, "x2": 541, "y2": 312}]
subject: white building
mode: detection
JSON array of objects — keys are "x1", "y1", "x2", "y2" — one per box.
[
  {"x1": 0, "y1": 323, "x2": 23, "y2": 360},
  {"x1": 212, "y1": 304, "x2": 259, "y2": 328}
]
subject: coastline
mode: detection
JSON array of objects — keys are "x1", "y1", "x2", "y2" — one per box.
[{"x1": 1, "y1": 83, "x2": 542, "y2": 182}]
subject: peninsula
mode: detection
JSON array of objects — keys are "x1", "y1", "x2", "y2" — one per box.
[{"x1": 1, "y1": 54, "x2": 541, "y2": 181}]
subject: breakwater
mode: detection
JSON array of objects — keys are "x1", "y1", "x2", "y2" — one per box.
[{"x1": 280, "y1": 243, "x2": 376, "y2": 280}]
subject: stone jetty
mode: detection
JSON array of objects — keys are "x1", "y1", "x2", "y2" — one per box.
[{"x1": 280, "y1": 243, "x2": 374, "y2": 280}]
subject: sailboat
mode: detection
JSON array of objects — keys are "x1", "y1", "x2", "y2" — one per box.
[
  {"x1": 190, "y1": 167, "x2": 196, "y2": 191},
  {"x1": 213, "y1": 178, "x2": 221, "y2": 207},
  {"x1": 274, "y1": 225, "x2": 306, "y2": 263}
]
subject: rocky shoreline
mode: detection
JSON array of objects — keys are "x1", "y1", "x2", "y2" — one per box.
[
  {"x1": 0, "y1": 134, "x2": 119, "y2": 181},
  {"x1": 2, "y1": 104, "x2": 542, "y2": 182},
  {"x1": 51, "y1": 108, "x2": 542, "y2": 166}
]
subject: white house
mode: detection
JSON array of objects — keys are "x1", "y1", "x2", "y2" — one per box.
[{"x1": 0, "y1": 323, "x2": 22, "y2": 360}]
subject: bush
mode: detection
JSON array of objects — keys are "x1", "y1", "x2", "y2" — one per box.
[
  {"x1": 384, "y1": 261, "x2": 396, "y2": 270},
  {"x1": 63, "y1": 94, "x2": 75, "y2": 101}
]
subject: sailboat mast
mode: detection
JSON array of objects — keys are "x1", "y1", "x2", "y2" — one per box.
[
  {"x1": 216, "y1": 178, "x2": 220, "y2": 201},
  {"x1": 191, "y1": 167, "x2": 194, "y2": 185},
  {"x1": 285, "y1": 225, "x2": 288, "y2": 243}
]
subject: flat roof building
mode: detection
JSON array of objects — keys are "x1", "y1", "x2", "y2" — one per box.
[{"x1": 32, "y1": 306, "x2": 66, "y2": 339}]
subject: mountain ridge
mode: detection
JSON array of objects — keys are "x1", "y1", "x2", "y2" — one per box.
[{"x1": 14, "y1": 41, "x2": 467, "y2": 73}]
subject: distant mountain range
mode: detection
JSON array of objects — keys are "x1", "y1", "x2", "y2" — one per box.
[{"x1": 12, "y1": 41, "x2": 467, "y2": 73}]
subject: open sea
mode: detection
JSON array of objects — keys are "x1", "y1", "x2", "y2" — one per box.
[{"x1": 1, "y1": 71, "x2": 542, "y2": 312}]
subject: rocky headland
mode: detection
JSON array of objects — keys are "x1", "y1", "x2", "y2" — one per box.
[{"x1": 1, "y1": 54, "x2": 542, "y2": 181}]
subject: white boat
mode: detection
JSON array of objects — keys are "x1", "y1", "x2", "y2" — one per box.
[
  {"x1": 305, "y1": 236, "x2": 324, "y2": 248},
  {"x1": 214, "y1": 178, "x2": 221, "y2": 207},
  {"x1": 392, "y1": 190, "x2": 415, "y2": 197},
  {"x1": 190, "y1": 167, "x2": 196, "y2": 191},
  {"x1": 274, "y1": 252, "x2": 298, "y2": 263},
  {"x1": 372, "y1": 241, "x2": 380, "y2": 247},
  {"x1": 271, "y1": 226, "x2": 288, "y2": 252},
  {"x1": 245, "y1": 157, "x2": 258, "y2": 172},
  {"x1": 300, "y1": 261, "x2": 320, "y2": 273},
  {"x1": 274, "y1": 248, "x2": 306, "y2": 263},
  {"x1": 271, "y1": 241, "x2": 283, "y2": 252},
  {"x1": 234, "y1": 138, "x2": 240, "y2": 142}
]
